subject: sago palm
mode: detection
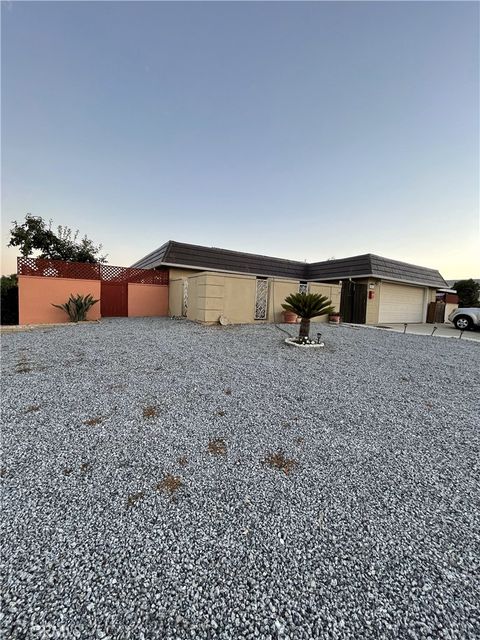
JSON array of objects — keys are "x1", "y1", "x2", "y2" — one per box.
[{"x1": 282, "y1": 292, "x2": 334, "y2": 339}]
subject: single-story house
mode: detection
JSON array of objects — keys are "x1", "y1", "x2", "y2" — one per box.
[{"x1": 132, "y1": 241, "x2": 448, "y2": 325}]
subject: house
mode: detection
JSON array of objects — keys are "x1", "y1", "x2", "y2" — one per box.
[{"x1": 132, "y1": 241, "x2": 448, "y2": 325}]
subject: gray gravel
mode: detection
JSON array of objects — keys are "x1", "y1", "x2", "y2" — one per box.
[{"x1": 1, "y1": 318, "x2": 479, "y2": 640}]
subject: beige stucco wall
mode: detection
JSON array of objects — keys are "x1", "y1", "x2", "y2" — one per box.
[
  {"x1": 308, "y1": 282, "x2": 341, "y2": 323},
  {"x1": 176, "y1": 271, "x2": 341, "y2": 325},
  {"x1": 168, "y1": 279, "x2": 184, "y2": 316},
  {"x1": 364, "y1": 279, "x2": 381, "y2": 324},
  {"x1": 169, "y1": 267, "x2": 199, "y2": 281},
  {"x1": 222, "y1": 274, "x2": 257, "y2": 323}
]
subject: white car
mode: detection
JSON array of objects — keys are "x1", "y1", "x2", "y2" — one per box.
[{"x1": 448, "y1": 307, "x2": 480, "y2": 330}]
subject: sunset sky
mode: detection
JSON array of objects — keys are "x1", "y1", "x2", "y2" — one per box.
[{"x1": 2, "y1": 1, "x2": 478, "y2": 278}]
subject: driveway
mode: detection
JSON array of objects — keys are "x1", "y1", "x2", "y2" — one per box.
[
  {"x1": 1, "y1": 319, "x2": 479, "y2": 639},
  {"x1": 375, "y1": 322, "x2": 480, "y2": 342}
]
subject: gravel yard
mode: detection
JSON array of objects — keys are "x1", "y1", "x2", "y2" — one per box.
[{"x1": 1, "y1": 318, "x2": 479, "y2": 640}]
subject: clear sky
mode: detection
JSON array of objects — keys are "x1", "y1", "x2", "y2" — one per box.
[{"x1": 2, "y1": 1, "x2": 479, "y2": 278}]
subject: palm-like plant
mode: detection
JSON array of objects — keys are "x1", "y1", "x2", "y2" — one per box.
[
  {"x1": 282, "y1": 292, "x2": 334, "y2": 339},
  {"x1": 52, "y1": 293, "x2": 99, "y2": 322}
]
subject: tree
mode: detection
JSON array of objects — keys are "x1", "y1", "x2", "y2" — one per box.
[
  {"x1": 453, "y1": 279, "x2": 480, "y2": 308},
  {"x1": 282, "y1": 292, "x2": 334, "y2": 339},
  {"x1": 8, "y1": 215, "x2": 107, "y2": 263},
  {"x1": 1, "y1": 274, "x2": 18, "y2": 325}
]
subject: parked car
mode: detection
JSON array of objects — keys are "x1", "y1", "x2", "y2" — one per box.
[{"x1": 448, "y1": 307, "x2": 480, "y2": 330}]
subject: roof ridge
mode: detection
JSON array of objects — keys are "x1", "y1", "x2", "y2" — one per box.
[{"x1": 165, "y1": 240, "x2": 308, "y2": 265}]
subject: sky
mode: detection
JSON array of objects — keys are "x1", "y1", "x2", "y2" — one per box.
[{"x1": 2, "y1": 1, "x2": 479, "y2": 278}]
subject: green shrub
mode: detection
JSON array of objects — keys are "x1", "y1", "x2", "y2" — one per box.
[
  {"x1": 52, "y1": 293, "x2": 99, "y2": 322},
  {"x1": 1, "y1": 274, "x2": 18, "y2": 325},
  {"x1": 282, "y1": 292, "x2": 334, "y2": 339}
]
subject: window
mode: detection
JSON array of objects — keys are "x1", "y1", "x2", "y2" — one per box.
[{"x1": 299, "y1": 281, "x2": 309, "y2": 294}]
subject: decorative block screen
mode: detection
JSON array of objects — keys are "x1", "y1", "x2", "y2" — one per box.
[{"x1": 17, "y1": 258, "x2": 169, "y2": 285}]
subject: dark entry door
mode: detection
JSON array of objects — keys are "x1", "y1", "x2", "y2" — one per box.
[
  {"x1": 340, "y1": 281, "x2": 367, "y2": 324},
  {"x1": 101, "y1": 282, "x2": 128, "y2": 317}
]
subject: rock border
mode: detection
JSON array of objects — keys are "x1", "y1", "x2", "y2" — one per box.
[{"x1": 284, "y1": 337, "x2": 325, "y2": 349}]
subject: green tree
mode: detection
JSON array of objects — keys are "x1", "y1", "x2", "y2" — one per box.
[
  {"x1": 453, "y1": 279, "x2": 480, "y2": 308},
  {"x1": 282, "y1": 292, "x2": 334, "y2": 339},
  {"x1": 8, "y1": 215, "x2": 107, "y2": 263}
]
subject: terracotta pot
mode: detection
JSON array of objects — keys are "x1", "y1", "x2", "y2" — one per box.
[
  {"x1": 329, "y1": 314, "x2": 341, "y2": 324},
  {"x1": 283, "y1": 310, "x2": 298, "y2": 324}
]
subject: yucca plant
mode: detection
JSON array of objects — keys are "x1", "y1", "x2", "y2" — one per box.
[
  {"x1": 52, "y1": 293, "x2": 99, "y2": 322},
  {"x1": 282, "y1": 292, "x2": 334, "y2": 339}
]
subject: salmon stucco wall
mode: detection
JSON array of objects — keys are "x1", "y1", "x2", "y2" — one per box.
[
  {"x1": 127, "y1": 283, "x2": 168, "y2": 317},
  {"x1": 18, "y1": 275, "x2": 101, "y2": 325}
]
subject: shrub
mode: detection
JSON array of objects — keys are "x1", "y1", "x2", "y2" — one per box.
[
  {"x1": 453, "y1": 279, "x2": 480, "y2": 308},
  {"x1": 52, "y1": 293, "x2": 99, "y2": 322},
  {"x1": 0, "y1": 274, "x2": 18, "y2": 325},
  {"x1": 282, "y1": 292, "x2": 334, "y2": 339}
]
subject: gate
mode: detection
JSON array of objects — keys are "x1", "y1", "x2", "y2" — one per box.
[
  {"x1": 426, "y1": 301, "x2": 446, "y2": 324},
  {"x1": 254, "y1": 278, "x2": 269, "y2": 320},
  {"x1": 340, "y1": 281, "x2": 367, "y2": 323},
  {"x1": 101, "y1": 282, "x2": 128, "y2": 317}
]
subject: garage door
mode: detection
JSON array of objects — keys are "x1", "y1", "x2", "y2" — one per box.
[{"x1": 378, "y1": 283, "x2": 426, "y2": 323}]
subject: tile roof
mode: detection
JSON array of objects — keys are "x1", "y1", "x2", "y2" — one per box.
[{"x1": 132, "y1": 241, "x2": 448, "y2": 288}]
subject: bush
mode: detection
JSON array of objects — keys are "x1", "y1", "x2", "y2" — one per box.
[
  {"x1": 1, "y1": 275, "x2": 18, "y2": 325},
  {"x1": 453, "y1": 279, "x2": 480, "y2": 308},
  {"x1": 52, "y1": 293, "x2": 99, "y2": 322}
]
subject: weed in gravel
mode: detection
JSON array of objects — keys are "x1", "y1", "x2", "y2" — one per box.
[
  {"x1": 178, "y1": 456, "x2": 188, "y2": 467},
  {"x1": 264, "y1": 451, "x2": 297, "y2": 475},
  {"x1": 63, "y1": 467, "x2": 74, "y2": 476},
  {"x1": 0, "y1": 467, "x2": 9, "y2": 478},
  {"x1": 126, "y1": 491, "x2": 144, "y2": 509},
  {"x1": 295, "y1": 437, "x2": 305, "y2": 445},
  {"x1": 216, "y1": 409, "x2": 226, "y2": 417},
  {"x1": 224, "y1": 387, "x2": 232, "y2": 395},
  {"x1": 25, "y1": 405, "x2": 40, "y2": 413},
  {"x1": 157, "y1": 474, "x2": 183, "y2": 495},
  {"x1": 208, "y1": 438, "x2": 227, "y2": 456},
  {"x1": 79, "y1": 462, "x2": 90, "y2": 473},
  {"x1": 143, "y1": 405, "x2": 158, "y2": 419},
  {"x1": 84, "y1": 417, "x2": 102, "y2": 426},
  {"x1": 16, "y1": 361, "x2": 32, "y2": 374}
]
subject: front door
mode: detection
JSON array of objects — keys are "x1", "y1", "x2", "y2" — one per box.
[{"x1": 101, "y1": 282, "x2": 128, "y2": 317}]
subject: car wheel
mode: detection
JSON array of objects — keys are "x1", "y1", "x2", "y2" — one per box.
[{"x1": 454, "y1": 316, "x2": 473, "y2": 330}]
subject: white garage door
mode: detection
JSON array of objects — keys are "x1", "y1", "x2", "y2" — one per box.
[{"x1": 378, "y1": 283, "x2": 426, "y2": 323}]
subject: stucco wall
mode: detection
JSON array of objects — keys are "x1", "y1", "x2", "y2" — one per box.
[
  {"x1": 169, "y1": 267, "x2": 200, "y2": 281},
  {"x1": 308, "y1": 283, "x2": 341, "y2": 323},
  {"x1": 267, "y1": 279, "x2": 300, "y2": 323},
  {"x1": 18, "y1": 275, "x2": 101, "y2": 325},
  {"x1": 222, "y1": 274, "x2": 257, "y2": 323},
  {"x1": 365, "y1": 279, "x2": 381, "y2": 325},
  {"x1": 127, "y1": 283, "x2": 168, "y2": 317},
  {"x1": 168, "y1": 279, "x2": 184, "y2": 316},
  {"x1": 180, "y1": 272, "x2": 342, "y2": 325}
]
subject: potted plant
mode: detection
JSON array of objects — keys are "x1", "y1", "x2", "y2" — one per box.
[
  {"x1": 328, "y1": 312, "x2": 341, "y2": 324},
  {"x1": 282, "y1": 292, "x2": 333, "y2": 340},
  {"x1": 282, "y1": 309, "x2": 298, "y2": 324}
]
